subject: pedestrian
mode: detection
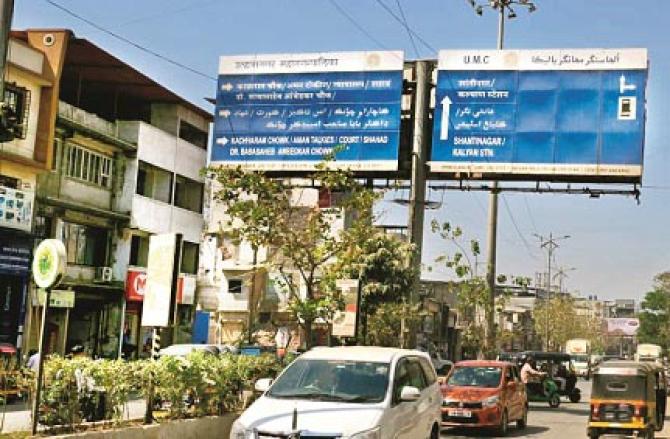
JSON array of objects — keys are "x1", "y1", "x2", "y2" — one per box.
[{"x1": 26, "y1": 349, "x2": 39, "y2": 372}]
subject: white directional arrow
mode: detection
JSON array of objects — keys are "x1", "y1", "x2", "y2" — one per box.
[
  {"x1": 440, "y1": 95, "x2": 452, "y2": 141},
  {"x1": 221, "y1": 83, "x2": 233, "y2": 92},
  {"x1": 219, "y1": 109, "x2": 231, "y2": 118},
  {"x1": 619, "y1": 74, "x2": 636, "y2": 94},
  {"x1": 216, "y1": 137, "x2": 230, "y2": 146}
]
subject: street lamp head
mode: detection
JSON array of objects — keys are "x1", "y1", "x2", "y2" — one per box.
[
  {"x1": 528, "y1": 3, "x2": 537, "y2": 12},
  {"x1": 468, "y1": 0, "x2": 476, "y2": 7},
  {"x1": 508, "y1": 9, "x2": 517, "y2": 19},
  {"x1": 475, "y1": 5, "x2": 484, "y2": 15}
]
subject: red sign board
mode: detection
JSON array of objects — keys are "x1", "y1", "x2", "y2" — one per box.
[{"x1": 126, "y1": 268, "x2": 147, "y2": 302}]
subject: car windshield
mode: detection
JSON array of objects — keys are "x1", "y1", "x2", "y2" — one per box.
[
  {"x1": 448, "y1": 366, "x2": 502, "y2": 388},
  {"x1": 267, "y1": 359, "x2": 390, "y2": 403},
  {"x1": 572, "y1": 355, "x2": 589, "y2": 363}
]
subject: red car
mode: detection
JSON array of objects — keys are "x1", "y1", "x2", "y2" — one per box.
[{"x1": 441, "y1": 360, "x2": 528, "y2": 436}]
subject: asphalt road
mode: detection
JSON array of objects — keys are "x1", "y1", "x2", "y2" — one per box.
[{"x1": 441, "y1": 380, "x2": 670, "y2": 439}]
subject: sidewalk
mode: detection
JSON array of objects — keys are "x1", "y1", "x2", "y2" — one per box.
[{"x1": 0, "y1": 399, "x2": 146, "y2": 434}]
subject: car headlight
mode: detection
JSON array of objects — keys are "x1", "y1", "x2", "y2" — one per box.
[
  {"x1": 482, "y1": 395, "x2": 500, "y2": 408},
  {"x1": 349, "y1": 426, "x2": 381, "y2": 439},
  {"x1": 443, "y1": 397, "x2": 458, "y2": 405},
  {"x1": 229, "y1": 420, "x2": 249, "y2": 439}
]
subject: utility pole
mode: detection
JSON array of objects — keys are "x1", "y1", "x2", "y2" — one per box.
[
  {"x1": 467, "y1": 0, "x2": 537, "y2": 357},
  {"x1": 534, "y1": 233, "x2": 570, "y2": 350},
  {"x1": 0, "y1": 0, "x2": 13, "y2": 97},
  {"x1": 407, "y1": 60, "x2": 432, "y2": 307},
  {"x1": 0, "y1": 0, "x2": 15, "y2": 140}
]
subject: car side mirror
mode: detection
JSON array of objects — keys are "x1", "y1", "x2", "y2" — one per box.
[
  {"x1": 254, "y1": 378, "x2": 273, "y2": 393},
  {"x1": 400, "y1": 386, "x2": 421, "y2": 402}
]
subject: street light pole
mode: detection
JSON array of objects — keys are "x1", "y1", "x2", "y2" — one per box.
[
  {"x1": 534, "y1": 233, "x2": 570, "y2": 350},
  {"x1": 468, "y1": 0, "x2": 536, "y2": 357}
]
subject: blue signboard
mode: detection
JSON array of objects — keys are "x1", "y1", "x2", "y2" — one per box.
[
  {"x1": 431, "y1": 49, "x2": 648, "y2": 181},
  {"x1": 211, "y1": 51, "x2": 404, "y2": 172},
  {"x1": 0, "y1": 234, "x2": 31, "y2": 276}
]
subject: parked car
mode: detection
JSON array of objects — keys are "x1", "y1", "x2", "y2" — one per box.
[
  {"x1": 158, "y1": 344, "x2": 219, "y2": 358},
  {"x1": 230, "y1": 346, "x2": 442, "y2": 439},
  {"x1": 441, "y1": 360, "x2": 528, "y2": 436}
]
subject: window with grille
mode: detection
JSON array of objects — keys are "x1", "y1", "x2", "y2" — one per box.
[
  {"x1": 3, "y1": 83, "x2": 30, "y2": 139},
  {"x1": 64, "y1": 142, "x2": 113, "y2": 188}
]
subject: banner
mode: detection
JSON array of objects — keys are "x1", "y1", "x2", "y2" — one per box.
[
  {"x1": 605, "y1": 318, "x2": 640, "y2": 336},
  {"x1": 0, "y1": 185, "x2": 34, "y2": 232},
  {"x1": 141, "y1": 234, "x2": 178, "y2": 327},
  {"x1": 332, "y1": 279, "x2": 359, "y2": 337}
]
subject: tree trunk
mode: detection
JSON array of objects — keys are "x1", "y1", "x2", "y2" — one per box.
[{"x1": 304, "y1": 319, "x2": 313, "y2": 350}]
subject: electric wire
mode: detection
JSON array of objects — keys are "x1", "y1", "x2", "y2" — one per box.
[
  {"x1": 373, "y1": 0, "x2": 437, "y2": 54},
  {"x1": 394, "y1": 0, "x2": 421, "y2": 58},
  {"x1": 502, "y1": 194, "x2": 539, "y2": 260},
  {"x1": 44, "y1": 0, "x2": 216, "y2": 81},
  {"x1": 523, "y1": 195, "x2": 539, "y2": 234},
  {"x1": 328, "y1": 0, "x2": 390, "y2": 50}
]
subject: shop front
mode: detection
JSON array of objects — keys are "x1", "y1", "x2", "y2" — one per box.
[
  {"x1": 123, "y1": 267, "x2": 197, "y2": 359},
  {"x1": 0, "y1": 231, "x2": 32, "y2": 353}
]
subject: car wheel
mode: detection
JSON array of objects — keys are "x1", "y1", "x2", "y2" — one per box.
[
  {"x1": 549, "y1": 393, "x2": 561, "y2": 408},
  {"x1": 569, "y1": 391, "x2": 581, "y2": 403},
  {"x1": 496, "y1": 409, "x2": 509, "y2": 436},
  {"x1": 429, "y1": 423, "x2": 439, "y2": 439},
  {"x1": 516, "y1": 406, "x2": 527, "y2": 429},
  {"x1": 588, "y1": 430, "x2": 599, "y2": 439},
  {"x1": 645, "y1": 428, "x2": 655, "y2": 439}
]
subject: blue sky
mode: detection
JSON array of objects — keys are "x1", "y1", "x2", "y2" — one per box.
[{"x1": 16, "y1": 0, "x2": 670, "y2": 300}]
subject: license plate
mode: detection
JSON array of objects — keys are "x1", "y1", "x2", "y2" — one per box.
[{"x1": 448, "y1": 409, "x2": 472, "y2": 418}]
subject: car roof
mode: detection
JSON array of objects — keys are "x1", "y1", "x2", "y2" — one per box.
[
  {"x1": 454, "y1": 360, "x2": 512, "y2": 368},
  {"x1": 300, "y1": 346, "x2": 429, "y2": 363}
]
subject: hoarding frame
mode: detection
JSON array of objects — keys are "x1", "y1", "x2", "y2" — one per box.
[
  {"x1": 429, "y1": 48, "x2": 649, "y2": 184},
  {"x1": 211, "y1": 50, "x2": 408, "y2": 176}
]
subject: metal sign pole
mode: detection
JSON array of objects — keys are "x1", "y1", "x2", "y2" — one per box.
[{"x1": 30, "y1": 287, "x2": 51, "y2": 436}]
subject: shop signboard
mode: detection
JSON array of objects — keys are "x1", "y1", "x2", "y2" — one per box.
[
  {"x1": 36, "y1": 289, "x2": 75, "y2": 308},
  {"x1": 212, "y1": 50, "x2": 404, "y2": 172},
  {"x1": 0, "y1": 185, "x2": 34, "y2": 232},
  {"x1": 431, "y1": 48, "x2": 648, "y2": 182},
  {"x1": 332, "y1": 279, "x2": 359, "y2": 337},
  {"x1": 125, "y1": 267, "x2": 147, "y2": 302},
  {"x1": 141, "y1": 234, "x2": 178, "y2": 328},
  {"x1": 176, "y1": 274, "x2": 196, "y2": 305},
  {"x1": 0, "y1": 235, "x2": 31, "y2": 275}
]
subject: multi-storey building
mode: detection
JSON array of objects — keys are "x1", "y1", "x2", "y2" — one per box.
[
  {"x1": 13, "y1": 29, "x2": 210, "y2": 358},
  {"x1": 0, "y1": 35, "x2": 55, "y2": 352}
]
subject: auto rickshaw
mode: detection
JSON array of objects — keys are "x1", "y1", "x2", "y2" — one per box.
[
  {"x1": 588, "y1": 360, "x2": 667, "y2": 439},
  {"x1": 521, "y1": 351, "x2": 581, "y2": 403}
]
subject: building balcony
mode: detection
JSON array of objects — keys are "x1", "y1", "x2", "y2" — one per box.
[
  {"x1": 57, "y1": 101, "x2": 135, "y2": 152},
  {"x1": 131, "y1": 195, "x2": 204, "y2": 243},
  {"x1": 118, "y1": 121, "x2": 206, "y2": 182}
]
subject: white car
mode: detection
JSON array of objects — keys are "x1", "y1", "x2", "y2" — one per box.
[{"x1": 230, "y1": 346, "x2": 442, "y2": 439}]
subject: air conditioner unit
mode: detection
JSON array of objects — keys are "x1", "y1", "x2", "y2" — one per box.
[{"x1": 95, "y1": 266, "x2": 113, "y2": 283}]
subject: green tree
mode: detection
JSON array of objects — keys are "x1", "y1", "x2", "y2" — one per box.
[
  {"x1": 638, "y1": 272, "x2": 670, "y2": 350},
  {"x1": 325, "y1": 230, "x2": 418, "y2": 344},
  {"x1": 533, "y1": 296, "x2": 603, "y2": 351},
  {"x1": 210, "y1": 164, "x2": 379, "y2": 349}
]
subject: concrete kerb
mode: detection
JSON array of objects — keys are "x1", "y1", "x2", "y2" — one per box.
[{"x1": 42, "y1": 414, "x2": 238, "y2": 439}]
